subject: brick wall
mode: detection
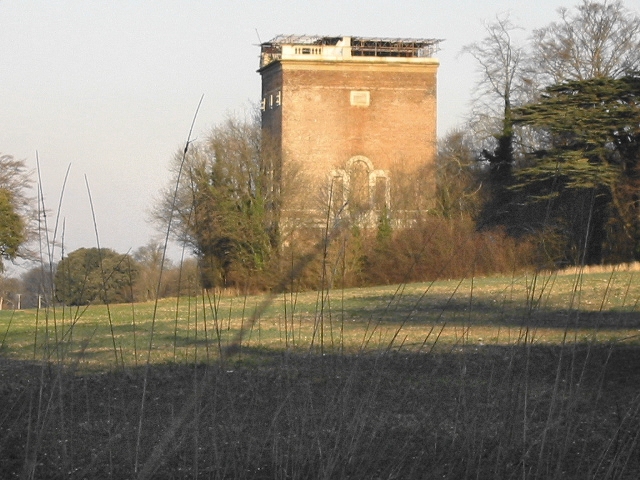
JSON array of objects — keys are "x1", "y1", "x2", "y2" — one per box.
[{"x1": 261, "y1": 57, "x2": 438, "y2": 224}]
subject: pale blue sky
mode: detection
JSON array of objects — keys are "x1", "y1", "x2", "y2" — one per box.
[{"x1": 2, "y1": 0, "x2": 635, "y2": 269}]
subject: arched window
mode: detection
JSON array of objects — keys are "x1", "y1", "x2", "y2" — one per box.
[
  {"x1": 348, "y1": 158, "x2": 371, "y2": 215},
  {"x1": 331, "y1": 156, "x2": 390, "y2": 221}
]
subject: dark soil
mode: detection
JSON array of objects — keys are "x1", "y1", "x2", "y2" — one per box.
[{"x1": 1, "y1": 344, "x2": 639, "y2": 479}]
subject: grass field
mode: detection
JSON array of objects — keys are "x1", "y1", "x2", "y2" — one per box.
[
  {"x1": 2, "y1": 269, "x2": 640, "y2": 478},
  {"x1": 2, "y1": 269, "x2": 640, "y2": 369}
]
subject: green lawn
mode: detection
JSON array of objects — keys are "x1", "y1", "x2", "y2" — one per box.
[{"x1": 2, "y1": 268, "x2": 639, "y2": 370}]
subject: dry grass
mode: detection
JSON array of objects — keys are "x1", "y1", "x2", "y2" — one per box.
[{"x1": 553, "y1": 261, "x2": 640, "y2": 276}]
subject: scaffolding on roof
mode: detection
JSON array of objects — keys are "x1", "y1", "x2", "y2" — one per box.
[
  {"x1": 267, "y1": 34, "x2": 344, "y2": 45},
  {"x1": 350, "y1": 37, "x2": 442, "y2": 57},
  {"x1": 260, "y1": 35, "x2": 443, "y2": 68}
]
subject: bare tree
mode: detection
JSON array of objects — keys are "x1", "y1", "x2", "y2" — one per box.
[
  {"x1": 435, "y1": 130, "x2": 483, "y2": 220},
  {"x1": 133, "y1": 241, "x2": 172, "y2": 301},
  {"x1": 0, "y1": 275, "x2": 21, "y2": 310},
  {"x1": 20, "y1": 263, "x2": 56, "y2": 308},
  {"x1": 530, "y1": 0, "x2": 640, "y2": 84},
  {"x1": 462, "y1": 14, "x2": 531, "y2": 232},
  {"x1": 462, "y1": 14, "x2": 528, "y2": 166}
]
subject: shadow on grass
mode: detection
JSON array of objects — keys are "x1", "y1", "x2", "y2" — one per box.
[
  {"x1": 341, "y1": 294, "x2": 640, "y2": 330},
  {"x1": 2, "y1": 343, "x2": 640, "y2": 479}
]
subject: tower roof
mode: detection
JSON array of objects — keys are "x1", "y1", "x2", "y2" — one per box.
[{"x1": 259, "y1": 35, "x2": 443, "y2": 69}]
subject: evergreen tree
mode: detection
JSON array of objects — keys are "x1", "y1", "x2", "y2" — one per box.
[
  {"x1": 0, "y1": 189, "x2": 25, "y2": 270},
  {"x1": 512, "y1": 74, "x2": 640, "y2": 263},
  {"x1": 0, "y1": 154, "x2": 32, "y2": 271}
]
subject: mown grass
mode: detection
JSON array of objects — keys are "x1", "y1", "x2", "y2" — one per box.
[
  {"x1": 1, "y1": 268, "x2": 640, "y2": 478},
  {"x1": 2, "y1": 269, "x2": 640, "y2": 370}
]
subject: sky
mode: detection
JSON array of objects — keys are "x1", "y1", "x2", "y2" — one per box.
[{"x1": 2, "y1": 0, "x2": 635, "y2": 273}]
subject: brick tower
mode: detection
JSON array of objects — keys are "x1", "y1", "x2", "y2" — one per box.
[{"x1": 258, "y1": 35, "x2": 441, "y2": 232}]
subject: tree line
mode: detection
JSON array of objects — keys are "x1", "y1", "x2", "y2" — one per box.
[
  {"x1": 2, "y1": 0, "x2": 640, "y2": 304},
  {"x1": 0, "y1": 244, "x2": 201, "y2": 308},
  {"x1": 447, "y1": 0, "x2": 640, "y2": 267}
]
